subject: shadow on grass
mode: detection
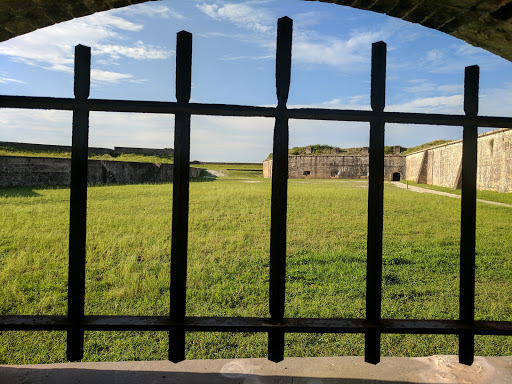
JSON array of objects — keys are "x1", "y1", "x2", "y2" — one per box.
[
  {"x1": 0, "y1": 186, "x2": 42, "y2": 198},
  {"x1": 0, "y1": 367, "x2": 424, "y2": 384},
  {"x1": 190, "y1": 170, "x2": 218, "y2": 183}
]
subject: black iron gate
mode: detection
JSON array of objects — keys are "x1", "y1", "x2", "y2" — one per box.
[{"x1": 1, "y1": 17, "x2": 511, "y2": 365}]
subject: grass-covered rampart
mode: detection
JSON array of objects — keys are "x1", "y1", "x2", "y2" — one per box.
[
  {"x1": 0, "y1": 172, "x2": 510, "y2": 364},
  {"x1": 0, "y1": 146, "x2": 174, "y2": 164}
]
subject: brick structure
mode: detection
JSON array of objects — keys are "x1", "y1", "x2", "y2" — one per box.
[
  {"x1": 265, "y1": 129, "x2": 512, "y2": 192},
  {"x1": 264, "y1": 155, "x2": 406, "y2": 181},
  {"x1": 405, "y1": 128, "x2": 512, "y2": 192},
  {"x1": 0, "y1": 155, "x2": 201, "y2": 187},
  {"x1": 1, "y1": 1, "x2": 512, "y2": 62}
]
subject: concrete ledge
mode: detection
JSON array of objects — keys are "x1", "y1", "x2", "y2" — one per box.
[{"x1": 1, "y1": 356, "x2": 511, "y2": 383}]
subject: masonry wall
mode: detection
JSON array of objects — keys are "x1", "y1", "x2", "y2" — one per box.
[
  {"x1": 0, "y1": 156, "x2": 201, "y2": 187},
  {"x1": 263, "y1": 159, "x2": 273, "y2": 178},
  {"x1": 405, "y1": 142, "x2": 464, "y2": 189},
  {"x1": 477, "y1": 129, "x2": 512, "y2": 192},
  {"x1": 405, "y1": 129, "x2": 512, "y2": 192},
  {"x1": 264, "y1": 155, "x2": 406, "y2": 180}
]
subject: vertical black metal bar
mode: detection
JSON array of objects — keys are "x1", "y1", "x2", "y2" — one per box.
[
  {"x1": 459, "y1": 65, "x2": 479, "y2": 366},
  {"x1": 268, "y1": 16, "x2": 292, "y2": 364},
  {"x1": 169, "y1": 30, "x2": 192, "y2": 363},
  {"x1": 365, "y1": 41, "x2": 386, "y2": 365},
  {"x1": 67, "y1": 44, "x2": 90, "y2": 362}
]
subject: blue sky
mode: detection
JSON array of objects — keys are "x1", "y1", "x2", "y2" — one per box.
[{"x1": 1, "y1": 0, "x2": 511, "y2": 162}]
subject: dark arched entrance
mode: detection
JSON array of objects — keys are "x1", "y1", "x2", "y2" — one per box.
[{"x1": 392, "y1": 172, "x2": 401, "y2": 181}]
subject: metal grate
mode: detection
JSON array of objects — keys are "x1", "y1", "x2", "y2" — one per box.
[{"x1": 1, "y1": 17, "x2": 511, "y2": 365}]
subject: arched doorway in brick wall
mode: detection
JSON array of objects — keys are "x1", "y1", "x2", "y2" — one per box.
[{"x1": 1, "y1": 1, "x2": 512, "y2": 62}]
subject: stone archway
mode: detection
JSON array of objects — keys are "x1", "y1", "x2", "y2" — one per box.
[{"x1": 0, "y1": 0, "x2": 512, "y2": 62}]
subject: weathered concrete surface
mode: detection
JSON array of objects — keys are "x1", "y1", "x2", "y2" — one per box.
[
  {"x1": 405, "y1": 129, "x2": 512, "y2": 192},
  {"x1": 1, "y1": 355, "x2": 511, "y2": 384},
  {"x1": 2, "y1": 1, "x2": 512, "y2": 63},
  {"x1": 264, "y1": 155, "x2": 405, "y2": 181},
  {"x1": 0, "y1": 155, "x2": 202, "y2": 187}
]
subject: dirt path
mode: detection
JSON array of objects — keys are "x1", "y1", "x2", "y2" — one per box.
[{"x1": 391, "y1": 181, "x2": 512, "y2": 208}]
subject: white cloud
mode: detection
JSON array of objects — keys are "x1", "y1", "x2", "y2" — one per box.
[
  {"x1": 220, "y1": 54, "x2": 273, "y2": 61},
  {"x1": 85, "y1": 13, "x2": 143, "y2": 32},
  {"x1": 196, "y1": 2, "x2": 274, "y2": 33},
  {"x1": 291, "y1": 11, "x2": 329, "y2": 27},
  {"x1": 191, "y1": 115, "x2": 274, "y2": 162},
  {"x1": 0, "y1": 76, "x2": 25, "y2": 84},
  {"x1": 479, "y1": 82, "x2": 512, "y2": 117},
  {"x1": 116, "y1": 3, "x2": 187, "y2": 20},
  {"x1": 293, "y1": 31, "x2": 379, "y2": 70},
  {"x1": 0, "y1": 109, "x2": 72, "y2": 145},
  {"x1": 426, "y1": 49, "x2": 444, "y2": 63},
  {"x1": 388, "y1": 95, "x2": 464, "y2": 114},
  {"x1": 89, "y1": 112, "x2": 174, "y2": 149},
  {"x1": 91, "y1": 69, "x2": 135, "y2": 84},
  {"x1": 195, "y1": 2, "x2": 395, "y2": 72},
  {"x1": 0, "y1": 8, "x2": 169, "y2": 84},
  {"x1": 403, "y1": 79, "x2": 436, "y2": 94},
  {"x1": 437, "y1": 84, "x2": 463, "y2": 94},
  {"x1": 419, "y1": 43, "x2": 507, "y2": 74},
  {"x1": 94, "y1": 42, "x2": 172, "y2": 60}
]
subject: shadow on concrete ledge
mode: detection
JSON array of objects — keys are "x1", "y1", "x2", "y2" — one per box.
[
  {"x1": 0, "y1": 368, "x2": 421, "y2": 384},
  {"x1": 1, "y1": 356, "x2": 511, "y2": 384}
]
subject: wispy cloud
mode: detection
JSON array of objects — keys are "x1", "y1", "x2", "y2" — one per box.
[
  {"x1": 388, "y1": 95, "x2": 464, "y2": 114},
  {"x1": 196, "y1": 1, "x2": 389, "y2": 71},
  {"x1": 0, "y1": 76, "x2": 25, "y2": 84},
  {"x1": 116, "y1": 3, "x2": 187, "y2": 20},
  {"x1": 0, "y1": 8, "x2": 171, "y2": 84},
  {"x1": 403, "y1": 79, "x2": 436, "y2": 94},
  {"x1": 291, "y1": 11, "x2": 329, "y2": 28},
  {"x1": 479, "y1": 82, "x2": 512, "y2": 117},
  {"x1": 91, "y1": 69, "x2": 135, "y2": 84},
  {"x1": 420, "y1": 43, "x2": 506, "y2": 73},
  {"x1": 292, "y1": 30, "x2": 381, "y2": 70},
  {"x1": 0, "y1": 109, "x2": 72, "y2": 145},
  {"x1": 85, "y1": 13, "x2": 143, "y2": 32},
  {"x1": 220, "y1": 54, "x2": 273, "y2": 61},
  {"x1": 94, "y1": 42, "x2": 172, "y2": 60},
  {"x1": 196, "y1": 2, "x2": 274, "y2": 33}
]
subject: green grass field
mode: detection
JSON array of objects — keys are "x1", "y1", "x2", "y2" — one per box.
[{"x1": 0, "y1": 173, "x2": 510, "y2": 364}]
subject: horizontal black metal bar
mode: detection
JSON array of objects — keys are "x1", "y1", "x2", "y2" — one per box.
[
  {"x1": 1, "y1": 316, "x2": 511, "y2": 335},
  {"x1": 1, "y1": 95, "x2": 512, "y2": 128}
]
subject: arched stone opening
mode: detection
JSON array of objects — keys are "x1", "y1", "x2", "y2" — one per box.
[
  {"x1": 0, "y1": 1, "x2": 512, "y2": 62},
  {"x1": 392, "y1": 172, "x2": 401, "y2": 181}
]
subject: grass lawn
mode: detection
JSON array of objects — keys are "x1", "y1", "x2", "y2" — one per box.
[{"x1": 0, "y1": 175, "x2": 510, "y2": 364}]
